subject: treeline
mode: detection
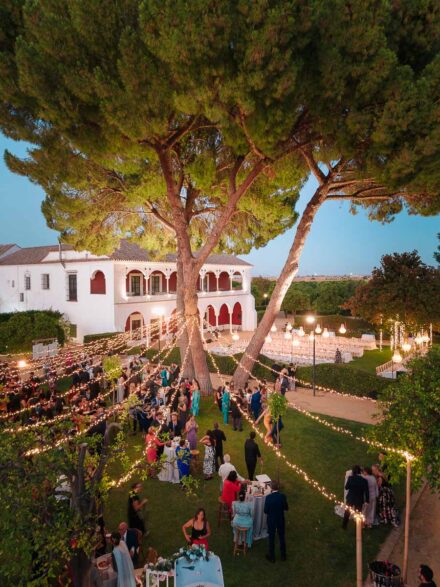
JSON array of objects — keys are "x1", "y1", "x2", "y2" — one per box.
[
  {"x1": 0, "y1": 311, "x2": 65, "y2": 353},
  {"x1": 252, "y1": 278, "x2": 365, "y2": 315}
]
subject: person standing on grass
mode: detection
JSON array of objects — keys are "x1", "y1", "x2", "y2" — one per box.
[
  {"x1": 212, "y1": 422, "x2": 227, "y2": 470},
  {"x1": 231, "y1": 391, "x2": 243, "y2": 431},
  {"x1": 264, "y1": 481, "x2": 288, "y2": 563},
  {"x1": 221, "y1": 384, "x2": 231, "y2": 424},
  {"x1": 419, "y1": 564, "x2": 437, "y2": 587},
  {"x1": 342, "y1": 465, "x2": 369, "y2": 529},
  {"x1": 244, "y1": 431, "x2": 263, "y2": 481}
]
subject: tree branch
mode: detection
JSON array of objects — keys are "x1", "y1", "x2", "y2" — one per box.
[{"x1": 298, "y1": 145, "x2": 326, "y2": 185}]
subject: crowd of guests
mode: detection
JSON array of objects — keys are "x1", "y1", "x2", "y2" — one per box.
[{"x1": 342, "y1": 458, "x2": 400, "y2": 530}]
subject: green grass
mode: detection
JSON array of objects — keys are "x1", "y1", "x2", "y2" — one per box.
[
  {"x1": 105, "y1": 399, "x2": 402, "y2": 587},
  {"x1": 346, "y1": 348, "x2": 392, "y2": 374}
]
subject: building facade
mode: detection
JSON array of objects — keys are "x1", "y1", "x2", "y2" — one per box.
[{"x1": 0, "y1": 241, "x2": 256, "y2": 341}]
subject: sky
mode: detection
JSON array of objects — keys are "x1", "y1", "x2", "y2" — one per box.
[{"x1": 0, "y1": 134, "x2": 438, "y2": 277}]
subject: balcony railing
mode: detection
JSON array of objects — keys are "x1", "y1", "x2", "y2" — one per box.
[{"x1": 117, "y1": 288, "x2": 247, "y2": 303}]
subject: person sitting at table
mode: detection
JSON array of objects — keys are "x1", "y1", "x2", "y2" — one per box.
[
  {"x1": 221, "y1": 470, "x2": 242, "y2": 513},
  {"x1": 218, "y1": 454, "x2": 245, "y2": 491},
  {"x1": 145, "y1": 426, "x2": 165, "y2": 464},
  {"x1": 118, "y1": 522, "x2": 139, "y2": 566},
  {"x1": 176, "y1": 439, "x2": 191, "y2": 482},
  {"x1": 110, "y1": 532, "x2": 137, "y2": 587},
  {"x1": 182, "y1": 508, "x2": 211, "y2": 550},
  {"x1": 232, "y1": 488, "x2": 254, "y2": 548}
]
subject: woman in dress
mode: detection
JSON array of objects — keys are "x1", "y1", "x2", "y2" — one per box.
[
  {"x1": 111, "y1": 532, "x2": 137, "y2": 587},
  {"x1": 145, "y1": 426, "x2": 165, "y2": 464},
  {"x1": 127, "y1": 482, "x2": 147, "y2": 534},
  {"x1": 221, "y1": 387, "x2": 230, "y2": 425},
  {"x1": 160, "y1": 365, "x2": 169, "y2": 388},
  {"x1": 232, "y1": 490, "x2": 254, "y2": 548},
  {"x1": 215, "y1": 386, "x2": 223, "y2": 412},
  {"x1": 190, "y1": 379, "x2": 201, "y2": 416},
  {"x1": 182, "y1": 508, "x2": 211, "y2": 550},
  {"x1": 221, "y1": 470, "x2": 242, "y2": 513},
  {"x1": 177, "y1": 392, "x2": 188, "y2": 429},
  {"x1": 200, "y1": 430, "x2": 216, "y2": 480},
  {"x1": 255, "y1": 406, "x2": 273, "y2": 443},
  {"x1": 185, "y1": 414, "x2": 199, "y2": 450},
  {"x1": 372, "y1": 464, "x2": 399, "y2": 527},
  {"x1": 176, "y1": 439, "x2": 191, "y2": 481}
]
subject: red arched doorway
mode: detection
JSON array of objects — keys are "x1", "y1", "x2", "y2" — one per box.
[
  {"x1": 90, "y1": 270, "x2": 106, "y2": 294},
  {"x1": 232, "y1": 302, "x2": 242, "y2": 326}
]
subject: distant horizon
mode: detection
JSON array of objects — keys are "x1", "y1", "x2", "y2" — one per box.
[{"x1": 1, "y1": 134, "x2": 439, "y2": 277}]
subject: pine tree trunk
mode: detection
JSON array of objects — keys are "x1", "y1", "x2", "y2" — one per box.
[
  {"x1": 233, "y1": 185, "x2": 329, "y2": 387},
  {"x1": 183, "y1": 286, "x2": 213, "y2": 394},
  {"x1": 176, "y1": 255, "x2": 195, "y2": 379}
]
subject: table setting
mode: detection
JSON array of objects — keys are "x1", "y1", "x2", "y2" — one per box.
[{"x1": 244, "y1": 475, "x2": 272, "y2": 540}]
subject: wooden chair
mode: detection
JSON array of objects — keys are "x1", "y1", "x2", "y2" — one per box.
[
  {"x1": 217, "y1": 496, "x2": 231, "y2": 527},
  {"x1": 233, "y1": 527, "x2": 249, "y2": 556}
]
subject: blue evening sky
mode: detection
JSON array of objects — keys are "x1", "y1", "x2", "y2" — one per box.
[{"x1": 0, "y1": 134, "x2": 438, "y2": 276}]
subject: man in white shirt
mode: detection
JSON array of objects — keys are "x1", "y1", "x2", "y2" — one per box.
[{"x1": 218, "y1": 454, "x2": 245, "y2": 490}]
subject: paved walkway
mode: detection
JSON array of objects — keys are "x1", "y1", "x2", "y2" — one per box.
[{"x1": 285, "y1": 386, "x2": 379, "y2": 424}]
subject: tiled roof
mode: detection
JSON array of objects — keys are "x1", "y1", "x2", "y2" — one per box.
[
  {"x1": 111, "y1": 241, "x2": 252, "y2": 266},
  {"x1": 0, "y1": 244, "x2": 17, "y2": 258},
  {"x1": 0, "y1": 244, "x2": 72, "y2": 265},
  {"x1": 0, "y1": 240, "x2": 252, "y2": 267}
]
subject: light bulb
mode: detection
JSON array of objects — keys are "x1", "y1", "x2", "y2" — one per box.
[
  {"x1": 392, "y1": 351, "x2": 402, "y2": 363},
  {"x1": 232, "y1": 333, "x2": 240, "y2": 341},
  {"x1": 322, "y1": 328, "x2": 330, "y2": 338},
  {"x1": 339, "y1": 324, "x2": 346, "y2": 334},
  {"x1": 298, "y1": 326, "x2": 305, "y2": 337},
  {"x1": 17, "y1": 359, "x2": 27, "y2": 369},
  {"x1": 265, "y1": 335, "x2": 272, "y2": 344},
  {"x1": 315, "y1": 324, "x2": 322, "y2": 334},
  {"x1": 284, "y1": 332, "x2": 292, "y2": 340},
  {"x1": 402, "y1": 342, "x2": 411, "y2": 353},
  {"x1": 305, "y1": 315, "x2": 315, "y2": 325},
  {"x1": 270, "y1": 324, "x2": 277, "y2": 333},
  {"x1": 286, "y1": 323, "x2": 293, "y2": 331}
]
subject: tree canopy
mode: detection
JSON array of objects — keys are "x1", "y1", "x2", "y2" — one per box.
[
  {"x1": 370, "y1": 347, "x2": 440, "y2": 491},
  {"x1": 345, "y1": 251, "x2": 440, "y2": 330}
]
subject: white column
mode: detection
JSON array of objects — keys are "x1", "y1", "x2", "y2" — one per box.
[{"x1": 166, "y1": 276, "x2": 169, "y2": 294}]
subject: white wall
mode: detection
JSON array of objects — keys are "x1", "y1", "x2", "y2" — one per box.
[{"x1": 0, "y1": 261, "x2": 116, "y2": 340}]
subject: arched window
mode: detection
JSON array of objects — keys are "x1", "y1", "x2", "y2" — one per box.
[{"x1": 90, "y1": 270, "x2": 106, "y2": 294}]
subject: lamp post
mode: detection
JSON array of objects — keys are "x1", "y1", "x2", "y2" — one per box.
[{"x1": 263, "y1": 293, "x2": 268, "y2": 307}]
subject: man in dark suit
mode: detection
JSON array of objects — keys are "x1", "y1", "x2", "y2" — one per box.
[
  {"x1": 212, "y1": 422, "x2": 226, "y2": 470},
  {"x1": 342, "y1": 464, "x2": 369, "y2": 529},
  {"x1": 118, "y1": 522, "x2": 139, "y2": 565},
  {"x1": 244, "y1": 431, "x2": 262, "y2": 480},
  {"x1": 264, "y1": 481, "x2": 288, "y2": 562}
]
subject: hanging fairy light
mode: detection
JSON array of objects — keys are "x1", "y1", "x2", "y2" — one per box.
[
  {"x1": 284, "y1": 331, "x2": 292, "y2": 340},
  {"x1": 402, "y1": 341, "x2": 412, "y2": 353},
  {"x1": 232, "y1": 332, "x2": 240, "y2": 341},
  {"x1": 322, "y1": 328, "x2": 329, "y2": 338},
  {"x1": 315, "y1": 324, "x2": 322, "y2": 334},
  {"x1": 265, "y1": 335, "x2": 272, "y2": 344},
  {"x1": 270, "y1": 324, "x2": 277, "y2": 333},
  {"x1": 297, "y1": 326, "x2": 305, "y2": 337}
]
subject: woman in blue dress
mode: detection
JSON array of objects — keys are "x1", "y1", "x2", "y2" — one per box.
[
  {"x1": 231, "y1": 491, "x2": 254, "y2": 548},
  {"x1": 190, "y1": 379, "x2": 201, "y2": 416},
  {"x1": 160, "y1": 366, "x2": 169, "y2": 387},
  {"x1": 221, "y1": 387, "x2": 230, "y2": 425},
  {"x1": 176, "y1": 439, "x2": 191, "y2": 481}
]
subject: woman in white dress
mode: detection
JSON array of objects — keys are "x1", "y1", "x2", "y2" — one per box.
[{"x1": 111, "y1": 532, "x2": 137, "y2": 587}]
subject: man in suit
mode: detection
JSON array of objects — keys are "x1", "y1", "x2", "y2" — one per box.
[
  {"x1": 264, "y1": 481, "x2": 288, "y2": 562},
  {"x1": 212, "y1": 422, "x2": 227, "y2": 470},
  {"x1": 167, "y1": 412, "x2": 182, "y2": 437},
  {"x1": 118, "y1": 522, "x2": 139, "y2": 565},
  {"x1": 244, "y1": 431, "x2": 263, "y2": 480},
  {"x1": 342, "y1": 464, "x2": 369, "y2": 529}
]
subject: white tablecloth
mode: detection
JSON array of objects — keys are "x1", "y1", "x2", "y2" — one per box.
[{"x1": 158, "y1": 444, "x2": 180, "y2": 483}]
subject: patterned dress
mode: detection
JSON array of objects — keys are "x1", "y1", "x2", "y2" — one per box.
[{"x1": 203, "y1": 444, "x2": 216, "y2": 477}]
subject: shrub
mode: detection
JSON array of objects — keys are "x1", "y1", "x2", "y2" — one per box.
[
  {"x1": 296, "y1": 363, "x2": 393, "y2": 398},
  {"x1": 0, "y1": 310, "x2": 65, "y2": 353}
]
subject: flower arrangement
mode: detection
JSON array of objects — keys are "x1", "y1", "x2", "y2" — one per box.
[{"x1": 145, "y1": 544, "x2": 211, "y2": 574}]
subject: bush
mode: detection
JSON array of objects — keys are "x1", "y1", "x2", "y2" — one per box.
[
  {"x1": 83, "y1": 332, "x2": 121, "y2": 344},
  {"x1": 0, "y1": 310, "x2": 65, "y2": 353},
  {"x1": 295, "y1": 363, "x2": 393, "y2": 398}
]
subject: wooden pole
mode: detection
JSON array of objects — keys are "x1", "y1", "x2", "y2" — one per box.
[
  {"x1": 402, "y1": 457, "x2": 412, "y2": 583},
  {"x1": 356, "y1": 516, "x2": 363, "y2": 587}
]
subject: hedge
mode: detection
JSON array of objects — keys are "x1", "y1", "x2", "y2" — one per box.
[
  {"x1": 0, "y1": 310, "x2": 65, "y2": 353},
  {"x1": 83, "y1": 332, "x2": 122, "y2": 344},
  {"x1": 296, "y1": 363, "x2": 393, "y2": 399}
]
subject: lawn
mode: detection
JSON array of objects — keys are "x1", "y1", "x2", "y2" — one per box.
[
  {"x1": 105, "y1": 399, "x2": 402, "y2": 587},
  {"x1": 346, "y1": 348, "x2": 392, "y2": 374}
]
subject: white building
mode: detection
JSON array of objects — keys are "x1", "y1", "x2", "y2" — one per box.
[{"x1": 0, "y1": 241, "x2": 256, "y2": 341}]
